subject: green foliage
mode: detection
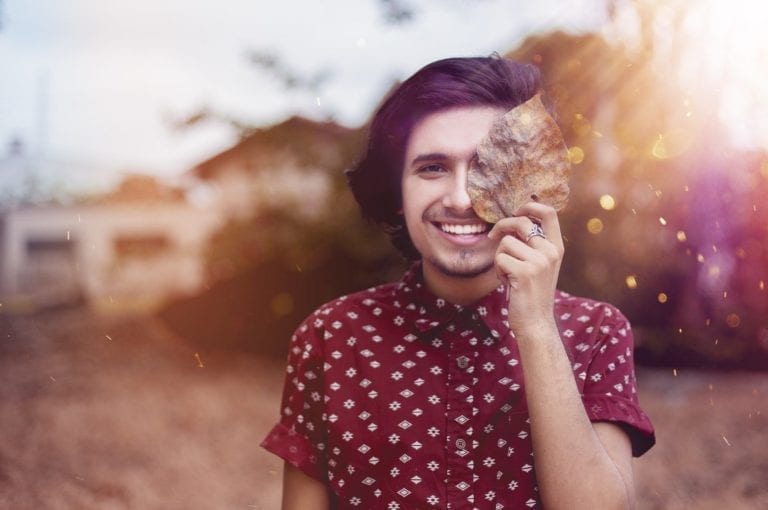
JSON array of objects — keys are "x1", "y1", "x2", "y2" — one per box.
[
  {"x1": 164, "y1": 117, "x2": 406, "y2": 357},
  {"x1": 202, "y1": 114, "x2": 395, "y2": 288},
  {"x1": 167, "y1": 25, "x2": 768, "y2": 368},
  {"x1": 204, "y1": 195, "x2": 404, "y2": 289},
  {"x1": 166, "y1": 180, "x2": 405, "y2": 359},
  {"x1": 509, "y1": 32, "x2": 768, "y2": 369}
]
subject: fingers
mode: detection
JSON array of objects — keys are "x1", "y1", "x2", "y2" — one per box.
[
  {"x1": 489, "y1": 203, "x2": 563, "y2": 321},
  {"x1": 487, "y1": 202, "x2": 563, "y2": 253},
  {"x1": 495, "y1": 251, "x2": 525, "y2": 286},
  {"x1": 494, "y1": 238, "x2": 558, "y2": 290},
  {"x1": 493, "y1": 225, "x2": 559, "y2": 269},
  {"x1": 487, "y1": 202, "x2": 563, "y2": 289},
  {"x1": 515, "y1": 202, "x2": 564, "y2": 251}
]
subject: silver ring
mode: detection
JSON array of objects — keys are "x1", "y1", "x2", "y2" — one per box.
[{"x1": 525, "y1": 223, "x2": 546, "y2": 243}]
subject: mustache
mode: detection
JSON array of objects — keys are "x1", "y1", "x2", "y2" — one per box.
[{"x1": 423, "y1": 207, "x2": 485, "y2": 223}]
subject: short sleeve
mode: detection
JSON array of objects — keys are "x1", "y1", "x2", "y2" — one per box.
[
  {"x1": 581, "y1": 306, "x2": 656, "y2": 456},
  {"x1": 260, "y1": 317, "x2": 328, "y2": 481}
]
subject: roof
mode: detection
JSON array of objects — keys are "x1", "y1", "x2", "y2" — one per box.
[{"x1": 191, "y1": 115, "x2": 363, "y2": 180}]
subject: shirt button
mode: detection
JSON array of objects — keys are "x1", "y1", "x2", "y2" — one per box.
[
  {"x1": 455, "y1": 438, "x2": 466, "y2": 449},
  {"x1": 457, "y1": 356, "x2": 469, "y2": 369}
]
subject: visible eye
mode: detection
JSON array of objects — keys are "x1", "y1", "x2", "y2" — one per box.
[{"x1": 416, "y1": 164, "x2": 446, "y2": 176}]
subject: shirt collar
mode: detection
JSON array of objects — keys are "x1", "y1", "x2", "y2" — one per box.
[{"x1": 392, "y1": 262, "x2": 512, "y2": 341}]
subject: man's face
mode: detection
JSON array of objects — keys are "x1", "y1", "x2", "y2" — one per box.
[{"x1": 401, "y1": 105, "x2": 504, "y2": 281}]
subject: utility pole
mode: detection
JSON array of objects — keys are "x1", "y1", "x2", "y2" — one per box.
[{"x1": 37, "y1": 72, "x2": 50, "y2": 159}]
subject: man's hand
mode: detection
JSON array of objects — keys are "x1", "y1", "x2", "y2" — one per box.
[{"x1": 487, "y1": 202, "x2": 564, "y2": 335}]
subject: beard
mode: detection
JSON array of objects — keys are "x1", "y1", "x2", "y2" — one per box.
[
  {"x1": 425, "y1": 248, "x2": 495, "y2": 279},
  {"x1": 416, "y1": 205, "x2": 496, "y2": 279}
]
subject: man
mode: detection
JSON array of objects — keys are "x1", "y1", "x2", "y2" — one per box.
[{"x1": 262, "y1": 56, "x2": 655, "y2": 509}]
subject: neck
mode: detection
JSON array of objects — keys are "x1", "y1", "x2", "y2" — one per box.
[{"x1": 421, "y1": 261, "x2": 500, "y2": 306}]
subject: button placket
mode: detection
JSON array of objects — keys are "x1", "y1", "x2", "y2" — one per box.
[{"x1": 445, "y1": 316, "x2": 478, "y2": 508}]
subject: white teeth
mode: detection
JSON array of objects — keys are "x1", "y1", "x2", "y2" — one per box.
[{"x1": 440, "y1": 223, "x2": 486, "y2": 235}]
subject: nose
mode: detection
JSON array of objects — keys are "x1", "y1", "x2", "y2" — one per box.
[{"x1": 443, "y1": 166, "x2": 473, "y2": 211}]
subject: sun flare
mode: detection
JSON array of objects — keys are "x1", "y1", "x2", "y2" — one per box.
[{"x1": 675, "y1": 0, "x2": 768, "y2": 149}]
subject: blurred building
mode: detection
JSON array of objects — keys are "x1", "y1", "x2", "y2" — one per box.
[
  {"x1": 0, "y1": 116, "x2": 359, "y2": 313},
  {"x1": 0, "y1": 175, "x2": 224, "y2": 312},
  {"x1": 190, "y1": 115, "x2": 361, "y2": 220}
]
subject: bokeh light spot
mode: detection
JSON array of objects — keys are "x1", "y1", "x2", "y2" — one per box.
[
  {"x1": 625, "y1": 275, "x2": 638, "y2": 289},
  {"x1": 586, "y1": 218, "x2": 604, "y2": 234},
  {"x1": 726, "y1": 313, "x2": 741, "y2": 328},
  {"x1": 676, "y1": 230, "x2": 687, "y2": 242},
  {"x1": 599, "y1": 194, "x2": 616, "y2": 210},
  {"x1": 651, "y1": 129, "x2": 693, "y2": 159},
  {"x1": 270, "y1": 291, "x2": 294, "y2": 317},
  {"x1": 652, "y1": 134, "x2": 668, "y2": 159},
  {"x1": 568, "y1": 146, "x2": 585, "y2": 164},
  {"x1": 658, "y1": 292, "x2": 668, "y2": 303},
  {"x1": 571, "y1": 113, "x2": 592, "y2": 137}
]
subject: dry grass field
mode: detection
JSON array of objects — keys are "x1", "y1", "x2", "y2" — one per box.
[
  {"x1": 0, "y1": 309, "x2": 284, "y2": 510},
  {"x1": 1, "y1": 308, "x2": 766, "y2": 509},
  {"x1": 634, "y1": 366, "x2": 768, "y2": 509}
]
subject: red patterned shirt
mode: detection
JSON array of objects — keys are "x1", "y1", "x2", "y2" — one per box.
[{"x1": 262, "y1": 264, "x2": 655, "y2": 509}]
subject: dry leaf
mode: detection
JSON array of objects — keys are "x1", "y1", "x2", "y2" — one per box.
[{"x1": 468, "y1": 94, "x2": 571, "y2": 223}]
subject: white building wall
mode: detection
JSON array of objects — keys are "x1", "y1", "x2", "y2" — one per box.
[
  {"x1": 0, "y1": 202, "x2": 224, "y2": 311},
  {"x1": 208, "y1": 163, "x2": 333, "y2": 221}
]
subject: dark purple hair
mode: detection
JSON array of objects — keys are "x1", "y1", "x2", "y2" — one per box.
[{"x1": 346, "y1": 56, "x2": 542, "y2": 259}]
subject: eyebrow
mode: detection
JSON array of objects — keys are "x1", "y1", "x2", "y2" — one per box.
[
  {"x1": 409, "y1": 151, "x2": 478, "y2": 167},
  {"x1": 409, "y1": 152, "x2": 447, "y2": 167}
]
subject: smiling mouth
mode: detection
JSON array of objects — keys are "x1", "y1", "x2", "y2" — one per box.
[{"x1": 436, "y1": 222, "x2": 490, "y2": 235}]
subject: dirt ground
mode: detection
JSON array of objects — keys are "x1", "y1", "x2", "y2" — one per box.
[{"x1": 1, "y1": 308, "x2": 766, "y2": 509}]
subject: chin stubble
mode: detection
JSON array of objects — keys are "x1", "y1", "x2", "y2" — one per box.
[{"x1": 427, "y1": 250, "x2": 494, "y2": 279}]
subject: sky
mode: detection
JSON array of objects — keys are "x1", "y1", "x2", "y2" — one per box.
[{"x1": 0, "y1": 0, "x2": 607, "y2": 193}]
